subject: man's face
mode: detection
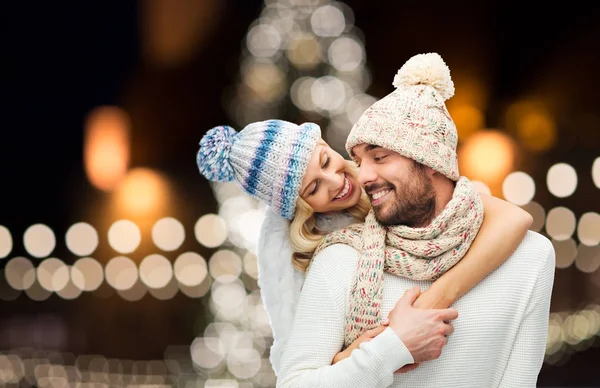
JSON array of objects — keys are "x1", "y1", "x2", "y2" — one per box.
[{"x1": 352, "y1": 144, "x2": 436, "y2": 227}]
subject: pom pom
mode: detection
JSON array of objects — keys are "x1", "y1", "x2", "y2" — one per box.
[
  {"x1": 392, "y1": 52, "x2": 455, "y2": 101},
  {"x1": 197, "y1": 125, "x2": 238, "y2": 182}
]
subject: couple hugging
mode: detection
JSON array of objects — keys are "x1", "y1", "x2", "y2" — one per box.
[{"x1": 197, "y1": 53, "x2": 555, "y2": 388}]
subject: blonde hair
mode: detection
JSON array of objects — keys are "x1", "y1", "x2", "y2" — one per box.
[{"x1": 289, "y1": 161, "x2": 371, "y2": 272}]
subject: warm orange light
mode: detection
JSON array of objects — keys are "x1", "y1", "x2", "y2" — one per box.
[
  {"x1": 516, "y1": 112, "x2": 556, "y2": 152},
  {"x1": 141, "y1": 0, "x2": 221, "y2": 67},
  {"x1": 114, "y1": 168, "x2": 168, "y2": 216},
  {"x1": 458, "y1": 130, "x2": 516, "y2": 193},
  {"x1": 84, "y1": 106, "x2": 130, "y2": 192},
  {"x1": 448, "y1": 104, "x2": 484, "y2": 140},
  {"x1": 505, "y1": 100, "x2": 557, "y2": 152}
]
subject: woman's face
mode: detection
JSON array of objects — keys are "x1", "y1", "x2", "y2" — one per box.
[{"x1": 299, "y1": 141, "x2": 362, "y2": 213}]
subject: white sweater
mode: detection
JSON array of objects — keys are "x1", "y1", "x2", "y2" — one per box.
[
  {"x1": 257, "y1": 209, "x2": 361, "y2": 375},
  {"x1": 276, "y1": 231, "x2": 556, "y2": 388}
]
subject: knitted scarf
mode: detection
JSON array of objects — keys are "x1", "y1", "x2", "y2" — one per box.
[{"x1": 314, "y1": 177, "x2": 484, "y2": 348}]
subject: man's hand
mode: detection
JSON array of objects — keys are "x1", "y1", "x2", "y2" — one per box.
[
  {"x1": 387, "y1": 286, "x2": 458, "y2": 363},
  {"x1": 332, "y1": 325, "x2": 388, "y2": 364}
]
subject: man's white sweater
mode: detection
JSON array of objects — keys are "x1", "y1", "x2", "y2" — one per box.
[{"x1": 276, "y1": 231, "x2": 555, "y2": 388}]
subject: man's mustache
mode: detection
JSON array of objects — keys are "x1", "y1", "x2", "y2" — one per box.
[{"x1": 364, "y1": 182, "x2": 395, "y2": 196}]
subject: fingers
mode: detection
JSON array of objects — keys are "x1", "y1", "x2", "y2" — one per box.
[
  {"x1": 395, "y1": 363, "x2": 420, "y2": 374},
  {"x1": 438, "y1": 307, "x2": 459, "y2": 322},
  {"x1": 366, "y1": 325, "x2": 387, "y2": 337},
  {"x1": 397, "y1": 286, "x2": 421, "y2": 307},
  {"x1": 443, "y1": 322, "x2": 454, "y2": 337}
]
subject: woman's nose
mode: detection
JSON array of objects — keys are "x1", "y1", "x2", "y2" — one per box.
[{"x1": 324, "y1": 170, "x2": 344, "y2": 192}]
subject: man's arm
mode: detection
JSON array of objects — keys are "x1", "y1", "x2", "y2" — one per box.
[
  {"x1": 497, "y1": 242, "x2": 556, "y2": 387},
  {"x1": 276, "y1": 246, "x2": 456, "y2": 388}
]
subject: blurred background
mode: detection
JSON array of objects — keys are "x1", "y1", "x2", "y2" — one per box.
[{"x1": 1, "y1": 0, "x2": 599, "y2": 387}]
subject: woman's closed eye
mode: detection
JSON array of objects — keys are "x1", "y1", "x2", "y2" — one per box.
[
  {"x1": 322, "y1": 155, "x2": 330, "y2": 169},
  {"x1": 310, "y1": 180, "x2": 320, "y2": 196}
]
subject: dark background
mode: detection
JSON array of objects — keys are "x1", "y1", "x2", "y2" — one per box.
[{"x1": 1, "y1": 1, "x2": 599, "y2": 386}]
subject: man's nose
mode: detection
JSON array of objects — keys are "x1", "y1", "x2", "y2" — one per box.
[{"x1": 358, "y1": 162, "x2": 377, "y2": 188}]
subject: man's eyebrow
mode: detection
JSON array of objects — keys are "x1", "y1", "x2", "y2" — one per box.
[
  {"x1": 365, "y1": 144, "x2": 381, "y2": 152},
  {"x1": 350, "y1": 144, "x2": 380, "y2": 158}
]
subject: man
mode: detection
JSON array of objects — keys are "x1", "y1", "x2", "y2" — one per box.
[{"x1": 276, "y1": 53, "x2": 555, "y2": 387}]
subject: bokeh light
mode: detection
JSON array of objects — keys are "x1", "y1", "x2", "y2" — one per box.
[
  {"x1": 23, "y1": 224, "x2": 56, "y2": 259},
  {"x1": 291, "y1": 77, "x2": 317, "y2": 111},
  {"x1": 84, "y1": 106, "x2": 130, "y2": 192},
  {"x1": 516, "y1": 111, "x2": 557, "y2": 152},
  {"x1": 577, "y1": 212, "x2": 600, "y2": 246},
  {"x1": 148, "y1": 276, "x2": 179, "y2": 300},
  {"x1": 593, "y1": 157, "x2": 600, "y2": 189},
  {"x1": 37, "y1": 258, "x2": 69, "y2": 292},
  {"x1": 547, "y1": 163, "x2": 578, "y2": 198},
  {"x1": 505, "y1": 100, "x2": 557, "y2": 152},
  {"x1": 25, "y1": 278, "x2": 52, "y2": 301},
  {"x1": 574, "y1": 244, "x2": 600, "y2": 274},
  {"x1": 139, "y1": 254, "x2": 173, "y2": 289},
  {"x1": 65, "y1": 222, "x2": 99, "y2": 257},
  {"x1": 114, "y1": 168, "x2": 170, "y2": 216},
  {"x1": 5, "y1": 257, "x2": 36, "y2": 290},
  {"x1": 286, "y1": 33, "x2": 322, "y2": 70},
  {"x1": 0, "y1": 225, "x2": 12, "y2": 259},
  {"x1": 117, "y1": 278, "x2": 147, "y2": 302},
  {"x1": 56, "y1": 278, "x2": 83, "y2": 300},
  {"x1": 545, "y1": 207, "x2": 577, "y2": 241},
  {"x1": 310, "y1": 4, "x2": 345, "y2": 37},
  {"x1": 195, "y1": 214, "x2": 228, "y2": 248},
  {"x1": 311, "y1": 76, "x2": 346, "y2": 112},
  {"x1": 152, "y1": 217, "x2": 185, "y2": 252},
  {"x1": 521, "y1": 201, "x2": 546, "y2": 232},
  {"x1": 327, "y1": 36, "x2": 364, "y2": 72},
  {"x1": 209, "y1": 250, "x2": 243, "y2": 282},
  {"x1": 141, "y1": 0, "x2": 220, "y2": 67},
  {"x1": 502, "y1": 171, "x2": 536, "y2": 206},
  {"x1": 449, "y1": 104, "x2": 484, "y2": 140},
  {"x1": 174, "y1": 252, "x2": 208, "y2": 287},
  {"x1": 104, "y1": 256, "x2": 139, "y2": 291},
  {"x1": 458, "y1": 130, "x2": 516, "y2": 193},
  {"x1": 552, "y1": 239, "x2": 578, "y2": 269},
  {"x1": 190, "y1": 337, "x2": 225, "y2": 370},
  {"x1": 107, "y1": 220, "x2": 142, "y2": 254},
  {"x1": 247, "y1": 24, "x2": 282, "y2": 58},
  {"x1": 243, "y1": 252, "x2": 259, "y2": 280},
  {"x1": 71, "y1": 258, "x2": 104, "y2": 292}
]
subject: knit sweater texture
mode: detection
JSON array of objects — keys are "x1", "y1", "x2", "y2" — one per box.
[{"x1": 277, "y1": 231, "x2": 555, "y2": 388}]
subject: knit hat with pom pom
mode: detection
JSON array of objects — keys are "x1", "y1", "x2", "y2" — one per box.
[
  {"x1": 197, "y1": 119, "x2": 321, "y2": 220},
  {"x1": 346, "y1": 52, "x2": 459, "y2": 181}
]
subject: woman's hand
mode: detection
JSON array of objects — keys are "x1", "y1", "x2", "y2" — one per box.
[
  {"x1": 412, "y1": 284, "x2": 451, "y2": 310},
  {"x1": 331, "y1": 325, "x2": 388, "y2": 364}
]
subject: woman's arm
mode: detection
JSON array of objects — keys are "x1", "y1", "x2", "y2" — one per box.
[
  {"x1": 413, "y1": 194, "x2": 533, "y2": 309},
  {"x1": 257, "y1": 208, "x2": 305, "y2": 376}
]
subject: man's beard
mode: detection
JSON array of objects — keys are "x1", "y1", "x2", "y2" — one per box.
[{"x1": 368, "y1": 163, "x2": 437, "y2": 227}]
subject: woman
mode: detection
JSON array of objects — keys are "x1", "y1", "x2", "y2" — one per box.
[{"x1": 197, "y1": 119, "x2": 532, "y2": 375}]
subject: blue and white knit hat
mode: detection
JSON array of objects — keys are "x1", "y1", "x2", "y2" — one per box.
[{"x1": 197, "y1": 119, "x2": 321, "y2": 220}]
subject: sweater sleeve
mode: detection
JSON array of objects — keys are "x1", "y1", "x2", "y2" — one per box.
[
  {"x1": 276, "y1": 245, "x2": 414, "y2": 388},
  {"x1": 257, "y1": 208, "x2": 306, "y2": 376},
  {"x1": 497, "y1": 240, "x2": 556, "y2": 387}
]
